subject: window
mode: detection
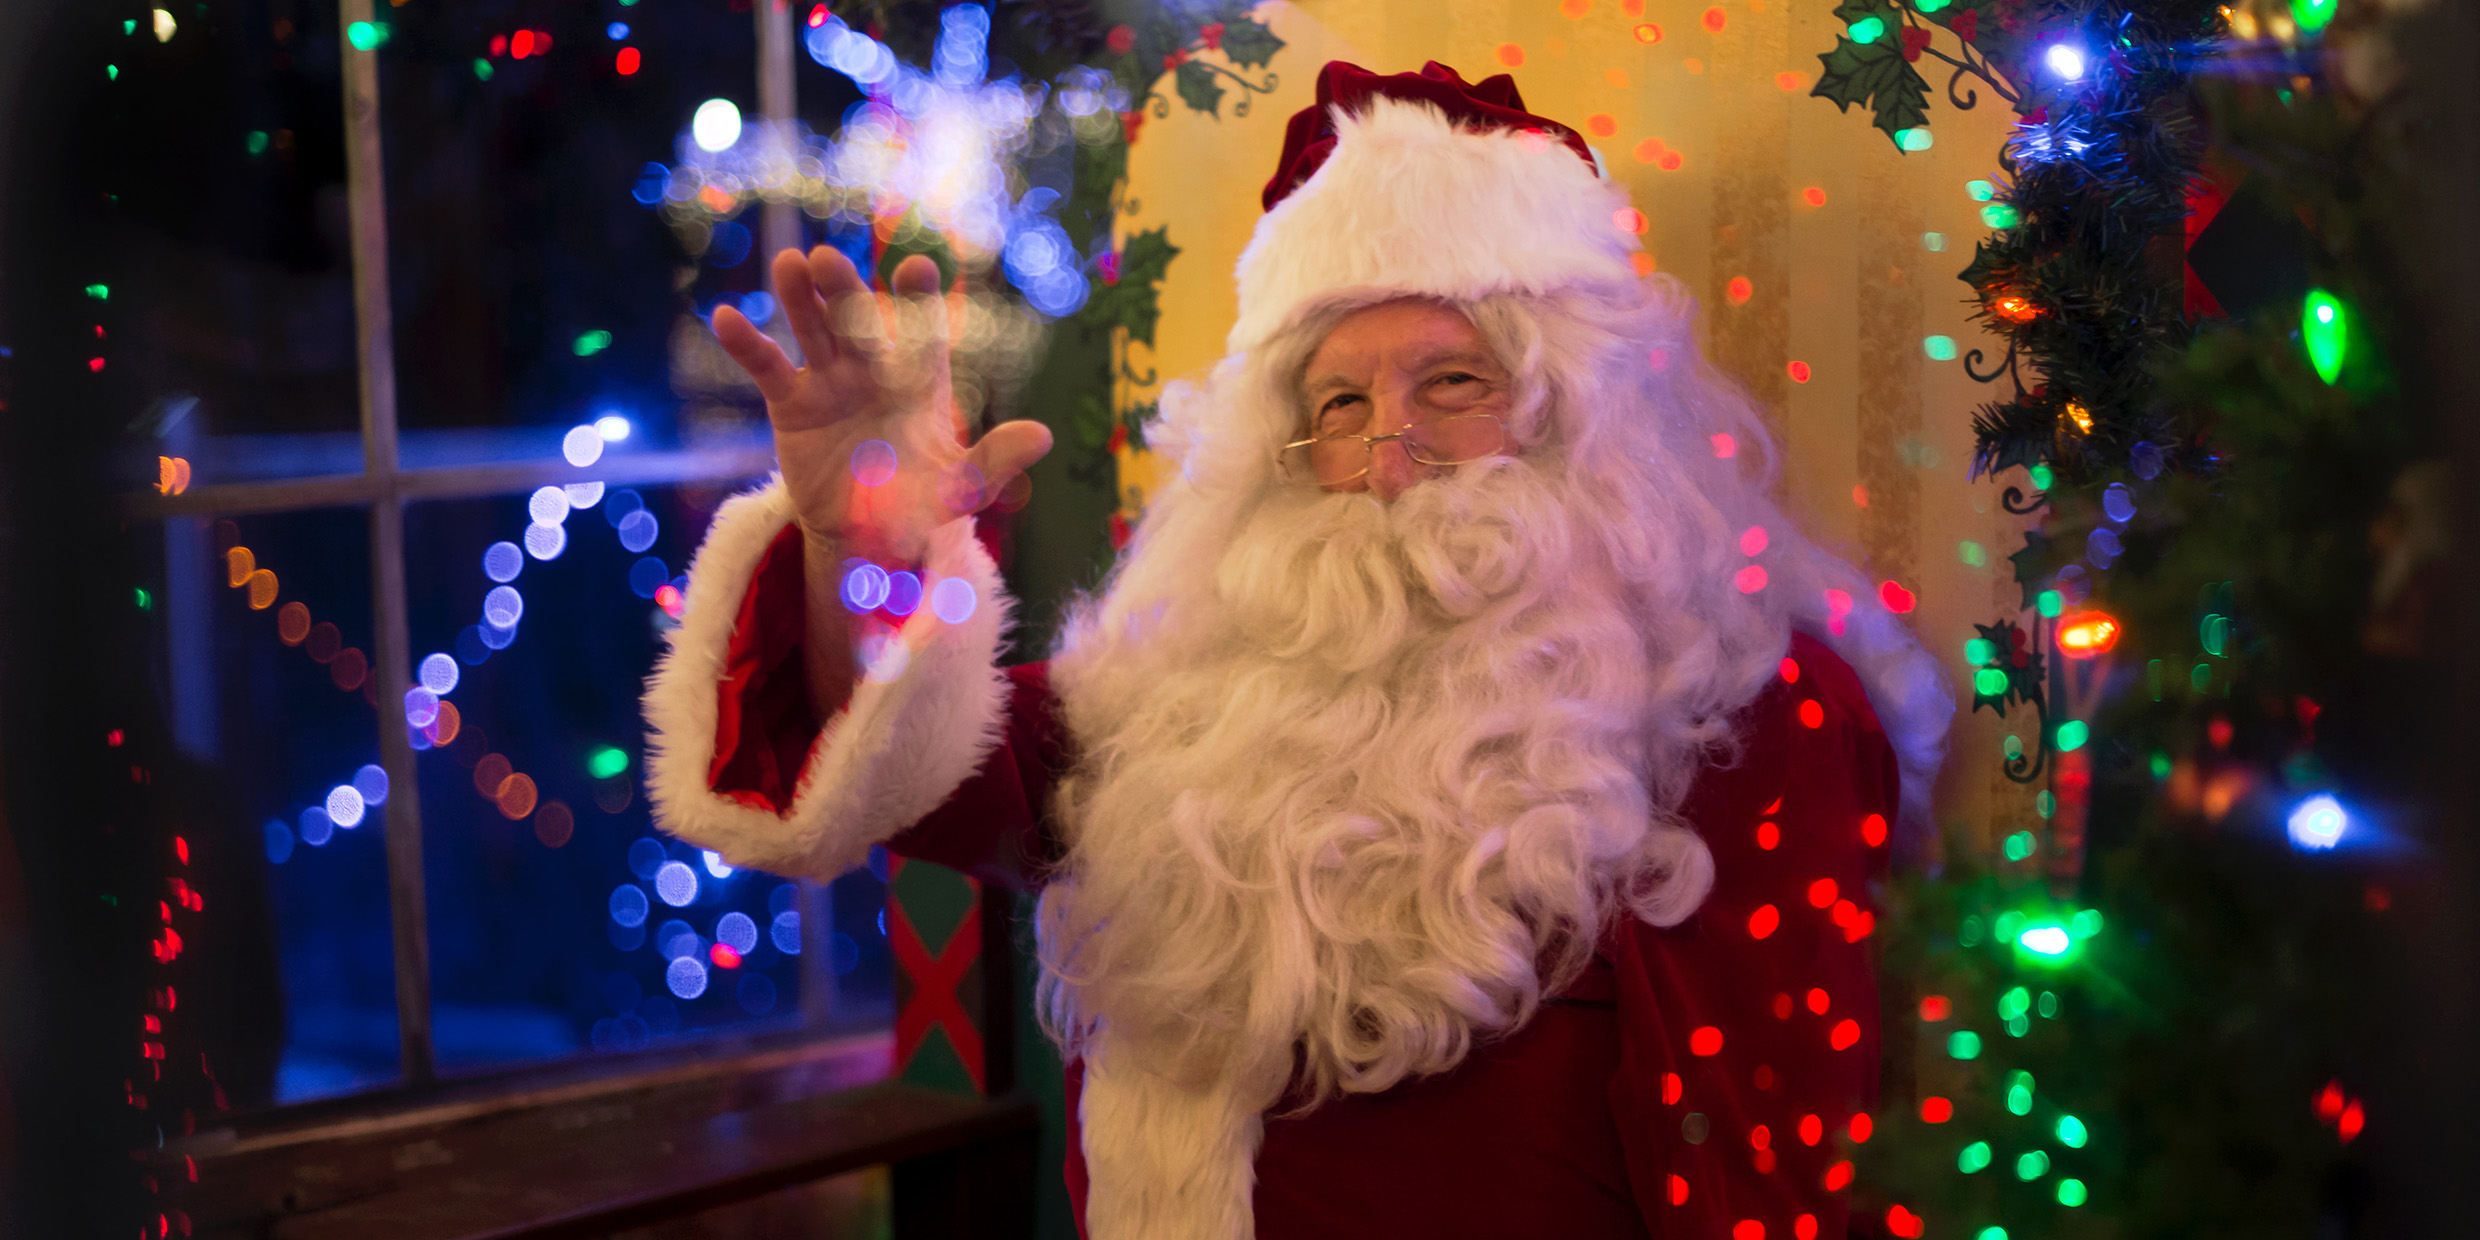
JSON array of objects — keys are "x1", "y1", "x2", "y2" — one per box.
[{"x1": 125, "y1": 0, "x2": 891, "y2": 1111}]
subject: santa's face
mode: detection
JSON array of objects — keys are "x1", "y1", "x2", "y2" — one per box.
[{"x1": 1291, "y1": 301, "x2": 1514, "y2": 501}]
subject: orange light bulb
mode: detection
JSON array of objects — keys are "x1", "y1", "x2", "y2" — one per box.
[{"x1": 2057, "y1": 611, "x2": 2120, "y2": 658}]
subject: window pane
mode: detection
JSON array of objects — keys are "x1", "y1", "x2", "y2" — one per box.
[
  {"x1": 110, "y1": 0, "x2": 364, "y2": 481},
  {"x1": 374, "y1": 5, "x2": 847, "y2": 470},
  {"x1": 406, "y1": 482, "x2": 891, "y2": 1078},
  {"x1": 145, "y1": 508, "x2": 403, "y2": 1107}
]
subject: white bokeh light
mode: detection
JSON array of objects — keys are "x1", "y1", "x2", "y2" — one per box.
[{"x1": 692, "y1": 98, "x2": 743, "y2": 152}]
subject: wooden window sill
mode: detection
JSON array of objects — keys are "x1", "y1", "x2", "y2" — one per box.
[{"x1": 162, "y1": 1033, "x2": 1041, "y2": 1239}]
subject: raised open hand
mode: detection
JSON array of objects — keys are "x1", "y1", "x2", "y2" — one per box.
[{"x1": 711, "y1": 247, "x2": 1053, "y2": 566}]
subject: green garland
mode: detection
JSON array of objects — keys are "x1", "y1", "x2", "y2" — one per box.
[{"x1": 1808, "y1": 0, "x2": 2428, "y2": 1234}]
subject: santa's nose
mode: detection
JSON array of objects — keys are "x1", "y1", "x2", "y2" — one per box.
[{"x1": 1362, "y1": 397, "x2": 1436, "y2": 502}]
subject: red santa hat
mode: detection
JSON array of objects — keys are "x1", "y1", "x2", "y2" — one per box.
[{"x1": 1228, "y1": 61, "x2": 1643, "y2": 355}]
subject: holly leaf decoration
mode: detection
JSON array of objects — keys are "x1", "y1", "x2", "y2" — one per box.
[
  {"x1": 1968, "y1": 620, "x2": 2046, "y2": 717},
  {"x1": 1118, "y1": 399, "x2": 1156, "y2": 452},
  {"x1": 1072, "y1": 392, "x2": 1115, "y2": 450},
  {"x1": 1810, "y1": 0, "x2": 1930, "y2": 145},
  {"x1": 1173, "y1": 59, "x2": 1225, "y2": 115},
  {"x1": 1079, "y1": 226, "x2": 1179, "y2": 348},
  {"x1": 2007, "y1": 528, "x2": 2053, "y2": 612},
  {"x1": 1217, "y1": 15, "x2": 1283, "y2": 69}
]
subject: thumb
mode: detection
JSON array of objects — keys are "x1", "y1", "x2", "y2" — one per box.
[{"x1": 967, "y1": 420, "x2": 1055, "y2": 491}]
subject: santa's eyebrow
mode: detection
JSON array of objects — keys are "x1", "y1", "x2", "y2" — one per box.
[
  {"x1": 1405, "y1": 348, "x2": 1500, "y2": 373},
  {"x1": 1303, "y1": 350, "x2": 1500, "y2": 397}
]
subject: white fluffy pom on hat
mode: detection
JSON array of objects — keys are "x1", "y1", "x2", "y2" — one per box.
[{"x1": 1228, "y1": 61, "x2": 1646, "y2": 354}]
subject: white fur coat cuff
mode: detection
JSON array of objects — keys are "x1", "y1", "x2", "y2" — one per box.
[{"x1": 641, "y1": 477, "x2": 1015, "y2": 881}]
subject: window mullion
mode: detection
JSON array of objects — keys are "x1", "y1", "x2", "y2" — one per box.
[{"x1": 340, "y1": 0, "x2": 436, "y2": 1087}]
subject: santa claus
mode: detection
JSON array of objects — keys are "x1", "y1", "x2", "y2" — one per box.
[{"x1": 645, "y1": 61, "x2": 1948, "y2": 1240}]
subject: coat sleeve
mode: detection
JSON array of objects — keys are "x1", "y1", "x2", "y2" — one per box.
[
  {"x1": 640, "y1": 477, "x2": 1058, "y2": 886},
  {"x1": 1609, "y1": 633, "x2": 1900, "y2": 1239}
]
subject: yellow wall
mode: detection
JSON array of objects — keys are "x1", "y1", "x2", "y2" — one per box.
[{"x1": 1116, "y1": 0, "x2": 2040, "y2": 849}]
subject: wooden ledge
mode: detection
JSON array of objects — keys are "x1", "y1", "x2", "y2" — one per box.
[{"x1": 165, "y1": 1036, "x2": 1040, "y2": 1240}]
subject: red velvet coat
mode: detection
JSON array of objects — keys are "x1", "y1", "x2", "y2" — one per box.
[{"x1": 708, "y1": 526, "x2": 1898, "y2": 1239}]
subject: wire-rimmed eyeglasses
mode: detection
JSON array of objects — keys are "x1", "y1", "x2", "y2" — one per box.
[{"x1": 1275, "y1": 414, "x2": 1508, "y2": 486}]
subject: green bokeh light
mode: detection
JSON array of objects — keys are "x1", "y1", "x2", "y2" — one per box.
[
  {"x1": 346, "y1": 20, "x2": 390, "y2": 50},
  {"x1": 1848, "y1": 15, "x2": 1887, "y2": 40},
  {"x1": 2017, "y1": 1149, "x2": 2051, "y2": 1180},
  {"x1": 1924, "y1": 334, "x2": 1958, "y2": 360},
  {"x1": 1949, "y1": 1030, "x2": 1983, "y2": 1060},
  {"x1": 2058, "y1": 1178, "x2": 2089, "y2": 1206},
  {"x1": 1958, "y1": 1141, "x2": 1993, "y2": 1173},
  {"x1": 2302, "y1": 289, "x2": 2348, "y2": 382},
  {"x1": 574, "y1": 330, "x2": 614, "y2": 356},
  {"x1": 2037, "y1": 590, "x2": 2063, "y2": 618},
  {"x1": 2002, "y1": 830, "x2": 2036, "y2": 861},
  {"x1": 587, "y1": 745, "x2": 631, "y2": 780},
  {"x1": 2056, "y1": 719, "x2": 2089, "y2": 752},
  {"x1": 1975, "y1": 668, "x2": 2011, "y2": 697},
  {"x1": 2057, "y1": 1114, "x2": 2088, "y2": 1147},
  {"x1": 1981, "y1": 203, "x2": 2022, "y2": 228}
]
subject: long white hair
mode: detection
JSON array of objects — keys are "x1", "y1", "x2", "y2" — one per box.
[{"x1": 1037, "y1": 275, "x2": 1948, "y2": 1105}]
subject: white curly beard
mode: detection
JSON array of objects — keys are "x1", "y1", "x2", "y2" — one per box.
[{"x1": 1028, "y1": 286, "x2": 1949, "y2": 1240}]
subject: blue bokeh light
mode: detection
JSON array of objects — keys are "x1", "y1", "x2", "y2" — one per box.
[
  {"x1": 618, "y1": 509, "x2": 660, "y2": 554},
  {"x1": 842, "y1": 561, "x2": 891, "y2": 612},
  {"x1": 353, "y1": 763, "x2": 389, "y2": 806},
  {"x1": 482, "y1": 541, "x2": 524, "y2": 583},
  {"x1": 2102, "y1": 483, "x2": 2136, "y2": 524},
  {"x1": 483, "y1": 585, "x2": 525, "y2": 629},
  {"x1": 716, "y1": 911, "x2": 759, "y2": 955},
  {"x1": 419, "y1": 652, "x2": 460, "y2": 696},
  {"x1": 2288, "y1": 794, "x2": 2348, "y2": 851},
  {"x1": 930, "y1": 576, "x2": 977, "y2": 624},
  {"x1": 626, "y1": 837, "x2": 667, "y2": 879},
  {"x1": 629, "y1": 556, "x2": 670, "y2": 599},
  {"x1": 885, "y1": 570, "x2": 923, "y2": 618},
  {"x1": 327, "y1": 784, "x2": 367, "y2": 829},
  {"x1": 666, "y1": 955, "x2": 709, "y2": 1000},
  {"x1": 771, "y1": 909, "x2": 802, "y2": 954},
  {"x1": 524, "y1": 522, "x2": 569, "y2": 561},
  {"x1": 609, "y1": 884, "x2": 650, "y2": 928},
  {"x1": 654, "y1": 859, "x2": 700, "y2": 907}
]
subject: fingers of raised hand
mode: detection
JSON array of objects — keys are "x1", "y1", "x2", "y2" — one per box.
[
  {"x1": 773, "y1": 248, "x2": 834, "y2": 364},
  {"x1": 710, "y1": 304, "x2": 799, "y2": 405},
  {"x1": 954, "y1": 420, "x2": 1054, "y2": 514}
]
